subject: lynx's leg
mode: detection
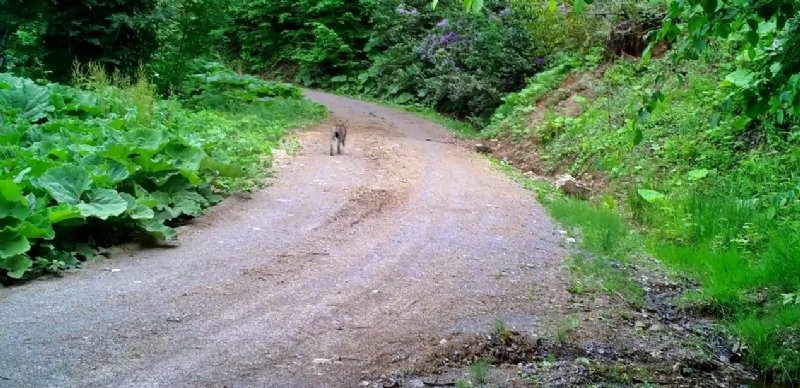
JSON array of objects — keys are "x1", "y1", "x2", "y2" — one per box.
[
  {"x1": 337, "y1": 138, "x2": 342, "y2": 155},
  {"x1": 330, "y1": 136, "x2": 336, "y2": 156}
]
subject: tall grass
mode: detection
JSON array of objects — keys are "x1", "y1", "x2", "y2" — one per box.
[
  {"x1": 638, "y1": 194, "x2": 800, "y2": 381},
  {"x1": 547, "y1": 199, "x2": 645, "y2": 307}
]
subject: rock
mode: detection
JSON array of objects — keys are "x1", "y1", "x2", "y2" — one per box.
[
  {"x1": 312, "y1": 358, "x2": 333, "y2": 365},
  {"x1": 439, "y1": 338, "x2": 448, "y2": 346},
  {"x1": 474, "y1": 144, "x2": 492, "y2": 154},
  {"x1": 382, "y1": 379, "x2": 399, "y2": 388},
  {"x1": 408, "y1": 379, "x2": 426, "y2": 388},
  {"x1": 634, "y1": 320, "x2": 647, "y2": 329},
  {"x1": 555, "y1": 174, "x2": 590, "y2": 198},
  {"x1": 648, "y1": 323, "x2": 664, "y2": 332}
]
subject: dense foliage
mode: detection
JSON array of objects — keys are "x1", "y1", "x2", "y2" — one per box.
[
  {"x1": 2, "y1": 0, "x2": 161, "y2": 81},
  {"x1": 230, "y1": 0, "x2": 375, "y2": 83},
  {"x1": 0, "y1": 66, "x2": 324, "y2": 282},
  {"x1": 150, "y1": 0, "x2": 232, "y2": 92},
  {"x1": 3, "y1": 0, "x2": 800, "y2": 382},
  {"x1": 486, "y1": 38, "x2": 800, "y2": 383},
  {"x1": 228, "y1": 0, "x2": 550, "y2": 123},
  {"x1": 655, "y1": 0, "x2": 800, "y2": 124}
]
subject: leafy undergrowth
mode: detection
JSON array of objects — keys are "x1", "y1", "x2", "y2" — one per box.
[
  {"x1": 485, "y1": 52, "x2": 800, "y2": 383},
  {"x1": 0, "y1": 66, "x2": 325, "y2": 282}
]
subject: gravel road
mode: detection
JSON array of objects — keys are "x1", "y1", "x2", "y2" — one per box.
[{"x1": 0, "y1": 91, "x2": 569, "y2": 387}]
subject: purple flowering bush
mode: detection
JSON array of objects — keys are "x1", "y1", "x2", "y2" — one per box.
[
  {"x1": 231, "y1": 0, "x2": 545, "y2": 126},
  {"x1": 362, "y1": 1, "x2": 542, "y2": 124}
]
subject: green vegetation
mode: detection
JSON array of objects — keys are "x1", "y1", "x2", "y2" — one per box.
[
  {"x1": 3, "y1": 0, "x2": 800, "y2": 383},
  {"x1": 555, "y1": 315, "x2": 580, "y2": 343},
  {"x1": 486, "y1": 34, "x2": 800, "y2": 384},
  {"x1": 0, "y1": 65, "x2": 324, "y2": 282},
  {"x1": 468, "y1": 358, "x2": 491, "y2": 385}
]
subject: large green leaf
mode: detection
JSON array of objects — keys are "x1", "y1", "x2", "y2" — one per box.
[
  {"x1": 1, "y1": 255, "x2": 32, "y2": 279},
  {"x1": 47, "y1": 204, "x2": 83, "y2": 223},
  {"x1": 162, "y1": 143, "x2": 208, "y2": 172},
  {"x1": 139, "y1": 219, "x2": 177, "y2": 241},
  {"x1": 18, "y1": 214, "x2": 55, "y2": 239},
  {"x1": 688, "y1": 169, "x2": 711, "y2": 181},
  {"x1": 119, "y1": 193, "x2": 155, "y2": 220},
  {"x1": 724, "y1": 69, "x2": 756, "y2": 88},
  {"x1": 0, "y1": 228, "x2": 31, "y2": 258},
  {"x1": 172, "y1": 191, "x2": 205, "y2": 217},
  {"x1": 128, "y1": 128, "x2": 165, "y2": 152},
  {"x1": 77, "y1": 189, "x2": 128, "y2": 220},
  {"x1": 36, "y1": 165, "x2": 92, "y2": 205},
  {"x1": 637, "y1": 189, "x2": 666, "y2": 203},
  {"x1": 0, "y1": 75, "x2": 53, "y2": 123},
  {"x1": 0, "y1": 179, "x2": 31, "y2": 220}
]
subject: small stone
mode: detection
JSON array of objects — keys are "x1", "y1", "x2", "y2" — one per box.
[
  {"x1": 408, "y1": 379, "x2": 425, "y2": 388},
  {"x1": 648, "y1": 323, "x2": 664, "y2": 332},
  {"x1": 555, "y1": 174, "x2": 590, "y2": 198},
  {"x1": 110, "y1": 268, "x2": 120, "y2": 273},
  {"x1": 312, "y1": 358, "x2": 333, "y2": 364},
  {"x1": 439, "y1": 338, "x2": 448, "y2": 346},
  {"x1": 474, "y1": 144, "x2": 492, "y2": 154},
  {"x1": 360, "y1": 382, "x2": 370, "y2": 387},
  {"x1": 672, "y1": 362, "x2": 682, "y2": 373},
  {"x1": 634, "y1": 320, "x2": 647, "y2": 329}
]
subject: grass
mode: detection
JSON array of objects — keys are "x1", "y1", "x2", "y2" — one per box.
[
  {"x1": 455, "y1": 358, "x2": 491, "y2": 387},
  {"x1": 495, "y1": 154, "x2": 800, "y2": 381},
  {"x1": 555, "y1": 315, "x2": 580, "y2": 343},
  {"x1": 643, "y1": 197, "x2": 800, "y2": 381},
  {"x1": 483, "y1": 50, "x2": 800, "y2": 382},
  {"x1": 493, "y1": 317, "x2": 513, "y2": 340},
  {"x1": 544, "y1": 196, "x2": 646, "y2": 308},
  {"x1": 468, "y1": 358, "x2": 491, "y2": 385}
]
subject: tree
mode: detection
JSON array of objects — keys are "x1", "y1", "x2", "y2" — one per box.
[
  {"x1": 229, "y1": 0, "x2": 376, "y2": 84},
  {"x1": 0, "y1": 0, "x2": 49, "y2": 71},
  {"x1": 652, "y1": 0, "x2": 800, "y2": 124},
  {"x1": 41, "y1": 0, "x2": 161, "y2": 81},
  {"x1": 1, "y1": 0, "x2": 161, "y2": 81},
  {"x1": 151, "y1": 0, "x2": 231, "y2": 91}
]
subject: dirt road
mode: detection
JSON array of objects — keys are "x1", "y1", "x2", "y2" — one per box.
[{"x1": 0, "y1": 92, "x2": 571, "y2": 387}]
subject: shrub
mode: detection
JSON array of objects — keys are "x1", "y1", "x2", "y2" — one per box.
[
  {"x1": 228, "y1": 0, "x2": 376, "y2": 84},
  {"x1": 0, "y1": 66, "x2": 324, "y2": 282},
  {"x1": 362, "y1": 1, "x2": 542, "y2": 124}
]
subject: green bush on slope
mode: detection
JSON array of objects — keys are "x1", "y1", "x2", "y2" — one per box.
[{"x1": 487, "y1": 54, "x2": 800, "y2": 381}]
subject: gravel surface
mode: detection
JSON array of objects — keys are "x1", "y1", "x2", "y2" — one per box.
[{"x1": 0, "y1": 91, "x2": 569, "y2": 387}]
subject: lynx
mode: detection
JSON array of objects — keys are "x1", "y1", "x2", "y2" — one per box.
[{"x1": 330, "y1": 120, "x2": 348, "y2": 156}]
